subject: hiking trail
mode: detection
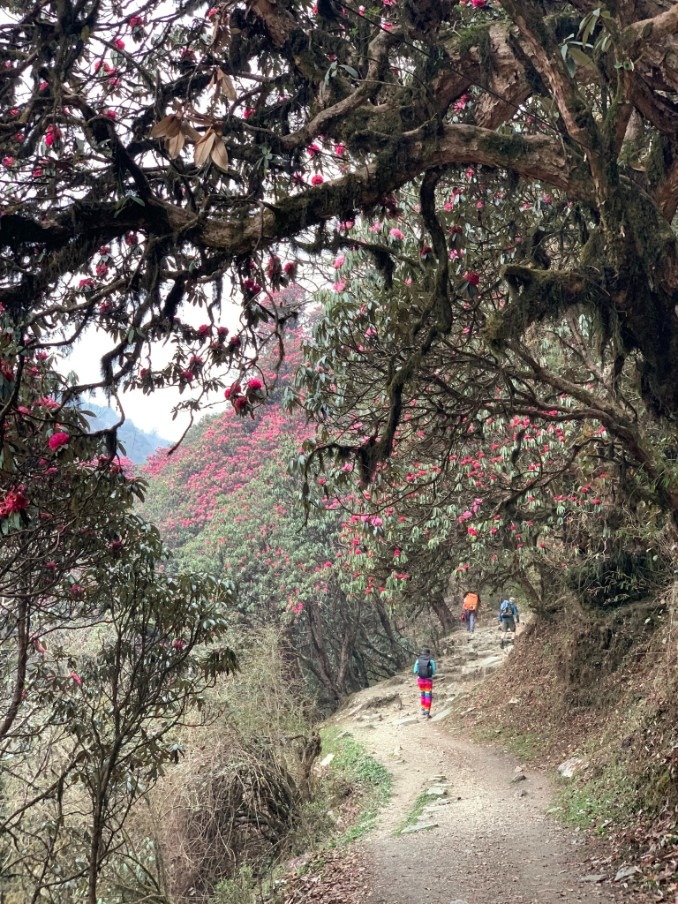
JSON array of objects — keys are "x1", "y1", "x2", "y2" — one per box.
[{"x1": 312, "y1": 622, "x2": 643, "y2": 904}]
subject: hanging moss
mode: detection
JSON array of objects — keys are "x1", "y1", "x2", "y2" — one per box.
[
  {"x1": 488, "y1": 265, "x2": 603, "y2": 345},
  {"x1": 456, "y1": 23, "x2": 491, "y2": 61},
  {"x1": 645, "y1": 134, "x2": 670, "y2": 189}
]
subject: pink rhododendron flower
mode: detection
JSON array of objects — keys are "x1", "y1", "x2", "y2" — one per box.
[
  {"x1": 311, "y1": 174, "x2": 324, "y2": 185},
  {"x1": 389, "y1": 227, "x2": 405, "y2": 240},
  {"x1": 44, "y1": 125, "x2": 61, "y2": 147},
  {"x1": 48, "y1": 431, "x2": 69, "y2": 451},
  {"x1": 332, "y1": 279, "x2": 346, "y2": 292},
  {"x1": 463, "y1": 271, "x2": 480, "y2": 286},
  {"x1": 0, "y1": 488, "x2": 29, "y2": 518},
  {"x1": 36, "y1": 396, "x2": 60, "y2": 409},
  {"x1": 333, "y1": 255, "x2": 345, "y2": 269},
  {"x1": 247, "y1": 377, "x2": 263, "y2": 391}
]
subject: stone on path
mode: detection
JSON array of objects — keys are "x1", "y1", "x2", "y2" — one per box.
[
  {"x1": 557, "y1": 756, "x2": 588, "y2": 779},
  {"x1": 394, "y1": 715, "x2": 420, "y2": 727},
  {"x1": 580, "y1": 874, "x2": 608, "y2": 883},
  {"x1": 614, "y1": 865, "x2": 640, "y2": 882},
  {"x1": 400, "y1": 821, "x2": 439, "y2": 834},
  {"x1": 363, "y1": 693, "x2": 402, "y2": 710},
  {"x1": 425, "y1": 785, "x2": 448, "y2": 796}
]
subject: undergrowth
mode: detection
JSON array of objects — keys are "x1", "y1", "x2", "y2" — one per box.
[
  {"x1": 320, "y1": 727, "x2": 392, "y2": 844},
  {"x1": 211, "y1": 728, "x2": 392, "y2": 904},
  {"x1": 556, "y1": 756, "x2": 638, "y2": 832}
]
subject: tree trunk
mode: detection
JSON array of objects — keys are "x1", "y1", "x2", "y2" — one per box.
[
  {"x1": 304, "y1": 602, "x2": 340, "y2": 703},
  {"x1": 373, "y1": 595, "x2": 408, "y2": 668},
  {"x1": 431, "y1": 595, "x2": 456, "y2": 633}
]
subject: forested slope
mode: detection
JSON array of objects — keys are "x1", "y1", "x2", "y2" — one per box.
[{"x1": 141, "y1": 363, "x2": 414, "y2": 706}]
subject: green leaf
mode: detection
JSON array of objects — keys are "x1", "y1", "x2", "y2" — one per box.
[
  {"x1": 340, "y1": 64, "x2": 360, "y2": 79},
  {"x1": 568, "y1": 45, "x2": 598, "y2": 72}
]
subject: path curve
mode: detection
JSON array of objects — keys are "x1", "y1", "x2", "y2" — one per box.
[{"x1": 332, "y1": 624, "x2": 635, "y2": 904}]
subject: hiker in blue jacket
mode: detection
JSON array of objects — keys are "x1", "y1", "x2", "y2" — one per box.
[
  {"x1": 498, "y1": 597, "x2": 519, "y2": 648},
  {"x1": 413, "y1": 647, "x2": 436, "y2": 718}
]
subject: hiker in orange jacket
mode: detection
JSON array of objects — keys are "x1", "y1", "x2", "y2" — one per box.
[{"x1": 462, "y1": 591, "x2": 481, "y2": 634}]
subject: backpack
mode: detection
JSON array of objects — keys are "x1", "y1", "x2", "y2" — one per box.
[
  {"x1": 500, "y1": 599, "x2": 513, "y2": 618},
  {"x1": 417, "y1": 655, "x2": 433, "y2": 679},
  {"x1": 463, "y1": 592, "x2": 479, "y2": 612}
]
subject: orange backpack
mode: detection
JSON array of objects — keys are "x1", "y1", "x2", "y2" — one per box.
[{"x1": 463, "y1": 592, "x2": 479, "y2": 611}]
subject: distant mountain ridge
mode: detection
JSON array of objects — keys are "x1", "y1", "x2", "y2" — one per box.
[{"x1": 85, "y1": 403, "x2": 169, "y2": 464}]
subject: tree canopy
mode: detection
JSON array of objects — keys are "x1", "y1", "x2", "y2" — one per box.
[{"x1": 2, "y1": 0, "x2": 678, "y2": 440}]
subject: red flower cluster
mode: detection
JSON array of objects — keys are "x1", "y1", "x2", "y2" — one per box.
[
  {"x1": 48, "y1": 431, "x2": 70, "y2": 451},
  {"x1": 0, "y1": 487, "x2": 29, "y2": 518}
]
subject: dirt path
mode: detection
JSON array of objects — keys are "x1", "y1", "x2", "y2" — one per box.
[{"x1": 329, "y1": 624, "x2": 637, "y2": 904}]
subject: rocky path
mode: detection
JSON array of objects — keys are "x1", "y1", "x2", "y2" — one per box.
[{"x1": 327, "y1": 624, "x2": 640, "y2": 904}]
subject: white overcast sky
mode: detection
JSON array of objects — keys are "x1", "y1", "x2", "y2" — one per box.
[{"x1": 65, "y1": 300, "x2": 242, "y2": 441}]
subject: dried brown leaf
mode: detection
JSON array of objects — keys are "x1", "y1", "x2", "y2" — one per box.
[
  {"x1": 167, "y1": 131, "x2": 185, "y2": 158},
  {"x1": 221, "y1": 72, "x2": 237, "y2": 102},
  {"x1": 194, "y1": 130, "x2": 217, "y2": 167},
  {"x1": 210, "y1": 138, "x2": 230, "y2": 172},
  {"x1": 181, "y1": 123, "x2": 201, "y2": 143},
  {"x1": 150, "y1": 114, "x2": 176, "y2": 139},
  {"x1": 165, "y1": 115, "x2": 182, "y2": 139}
]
